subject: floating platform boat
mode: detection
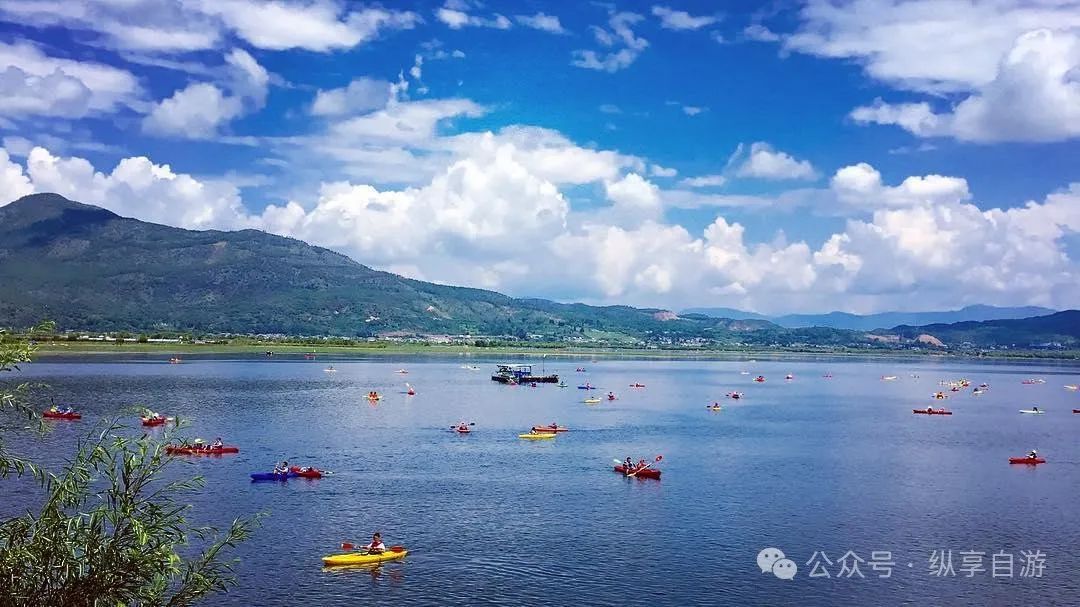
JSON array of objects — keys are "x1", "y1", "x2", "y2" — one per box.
[{"x1": 491, "y1": 364, "x2": 558, "y2": 384}]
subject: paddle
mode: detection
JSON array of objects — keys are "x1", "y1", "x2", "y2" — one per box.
[
  {"x1": 627, "y1": 455, "x2": 663, "y2": 478},
  {"x1": 340, "y1": 542, "x2": 405, "y2": 554},
  {"x1": 449, "y1": 422, "x2": 476, "y2": 431}
]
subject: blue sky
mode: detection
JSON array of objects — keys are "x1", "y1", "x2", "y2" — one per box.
[{"x1": 0, "y1": 0, "x2": 1078, "y2": 314}]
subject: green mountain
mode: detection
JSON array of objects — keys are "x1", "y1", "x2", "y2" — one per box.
[
  {"x1": 684, "y1": 304, "x2": 1057, "y2": 330},
  {"x1": 0, "y1": 193, "x2": 835, "y2": 343},
  {"x1": 888, "y1": 311, "x2": 1080, "y2": 349}
]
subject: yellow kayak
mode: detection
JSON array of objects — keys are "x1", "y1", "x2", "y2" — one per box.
[
  {"x1": 583, "y1": 398, "x2": 601, "y2": 404},
  {"x1": 322, "y1": 548, "x2": 408, "y2": 566},
  {"x1": 518, "y1": 432, "x2": 556, "y2": 440}
]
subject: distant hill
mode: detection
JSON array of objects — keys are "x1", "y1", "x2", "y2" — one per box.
[
  {"x1": 0, "y1": 193, "x2": 858, "y2": 345},
  {"x1": 683, "y1": 304, "x2": 1057, "y2": 330},
  {"x1": 886, "y1": 311, "x2": 1080, "y2": 348}
]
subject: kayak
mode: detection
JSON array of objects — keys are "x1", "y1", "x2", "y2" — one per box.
[
  {"x1": 454, "y1": 427, "x2": 471, "y2": 434},
  {"x1": 1009, "y1": 457, "x2": 1046, "y2": 465},
  {"x1": 629, "y1": 383, "x2": 645, "y2": 388},
  {"x1": 289, "y1": 466, "x2": 324, "y2": 479},
  {"x1": 322, "y1": 547, "x2": 408, "y2": 566},
  {"x1": 141, "y1": 416, "x2": 169, "y2": 426},
  {"x1": 913, "y1": 409, "x2": 952, "y2": 415},
  {"x1": 583, "y1": 398, "x2": 601, "y2": 404},
  {"x1": 1074, "y1": 409, "x2": 1080, "y2": 414},
  {"x1": 613, "y1": 465, "x2": 661, "y2": 479},
  {"x1": 577, "y1": 385, "x2": 596, "y2": 390},
  {"x1": 1019, "y1": 410, "x2": 1045, "y2": 415},
  {"x1": 42, "y1": 410, "x2": 81, "y2": 420},
  {"x1": 707, "y1": 405, "x2": 722, "y2": 411},
  {"x1": 753, "y1": 376, "x2": 765, "y2": 383},
  {"x1": 251, "y1": 472, "x2": 292, "y2": 481},
  {"x1": 519, "y1": 432, "x2": 556, "y2": 440},
  {"x1": 165, "y1": 445, "x2": 239, "y2": 455},
  {"x1": 531, "y1": 425, "x2": 568, "y2": 433}
]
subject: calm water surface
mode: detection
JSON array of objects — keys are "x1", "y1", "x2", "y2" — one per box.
[{"x1": 4, "y1": 355, "x2": 1080, "y2": 606}]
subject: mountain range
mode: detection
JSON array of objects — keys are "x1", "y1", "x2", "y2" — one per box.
[
  {"x1": 682, "y1": 305, "x2": 1057, "y2": 331},
  {"x1": 0, "y1": 193, "x2": 1076, "y2": 350}
]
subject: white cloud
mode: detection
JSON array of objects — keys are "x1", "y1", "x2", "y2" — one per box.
[
  {"x1": 851, "y1": 29, "x2": 1080, "y2": 142},
  {"x1": 599, "y1": 104, "x2": 622, "y2": 114},
  {"x1": 0, "y1": 148, "x2": 33, "y2": 204},
  {"x1": 785, "y1": 0, "x2": 1080, "y2": 94},
  {"x1": 12, "y1": 146, "x2": 253, "y2": 229},
  {"x1": 0, "y1": 41, "x2": 141, "y2": 119},
  {"x1": 515, "y1": 13, "x2": 565, "y2": 34},
  {"x1": 435, "y1": 3, "x2": 511, "y2": 30},
  {"x1": 572, "y1": 12, "x2": 649, "y2": 73},
  {"x1": 732, "y1": 142, "x2": 817, "y2": 180},
  {"x1": 0, "y1": 0, "x2": 419, "y2": 53},
  {"x1": 142, "y1": 49, "x2": 269, "y2": 138},
  {"x1": 651, "y1": 6, "x2": 718, "y2": 31},
  {"x1": 649, "y1": 164, "x2": 677, "y2": 178},
  {"x1": 330, "y1": 98, "x2": 486, "y2": 145},
  {"x1": 0, "y1": 0, "x2": 221, "y2": 52},
  {"x1": 605, "y1": 172, "x2": 661, "y2": 215},
  {"x1": 311, "y1": 77, "x2": 393, "y2": 116},
  {"x1": 679, "y1": 174, "x2": 727, "y2": 188},
  {"x1": 682, "y1": 105, "x2": 706, "y2": 116},
  {"x1": 142, "y1": 83, "x2": 243, "y2": 138},
  {"x1": 831, "y1": 163, "x2": 971, "y2": 209},
  {"x1": 198, "y1": 1, "x2": 420, "y2": 51},
  {"x1": 743, "y1": 24, "x2": 781, "y2": 42}
]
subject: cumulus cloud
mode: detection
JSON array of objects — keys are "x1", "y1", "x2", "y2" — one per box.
[
  {"x1": 7, "y1": 146, "x2": 254, "y2": 229},
  {"x1": 651, "y1": 6, "x2": 718, "y2": 31},
  {"x1": 572, "y1": 12, "x2": 649, "y2": 73},
  {"x1": 732, "y1": 142, "x2": 817, "y2": 180},
  {"x1": 3, "y1": 138, "x2": 1079, "y2": 312},
  {"x1": 142, "y1": 49, "x2": 269, "y2": 138},
  {"x1": 0, "y1": 41, "x2": 141, "y2": 119},
  {"x1": 0, "y1": 148, "x2": 33, "y2": 203},
  {"x1": 851, "y1": 29, "x2": 1080, "y2": 142}
]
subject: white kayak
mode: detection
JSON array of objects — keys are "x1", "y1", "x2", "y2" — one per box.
[{"x1": 1019, "y1": 409, "x2": 1045, "y2": 414}]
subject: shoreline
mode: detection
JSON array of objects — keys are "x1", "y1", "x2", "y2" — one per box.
[{"x1": 25, "y1": 341, "x2": 1080, "y2": 363}]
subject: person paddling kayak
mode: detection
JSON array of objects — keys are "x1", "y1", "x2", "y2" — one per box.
[
  {"x1": 273, "y1": 460, "x2": 289, "y2": 475},
  {"x1": 623, "y1": 457, "x2": 634, "y2": 475},
  {"x1": 1028, "y1": 449, "x2": 1039, "y2": 460},
  {"x1": 365, "y1": 532, "x2": 386, "y2": 554},
  {"x1": 211, "y1": 437, "x2": 223, "y2": 450}
]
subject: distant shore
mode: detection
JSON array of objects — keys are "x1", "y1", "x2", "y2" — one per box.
[{"x1": 25, "y1": 340, "x2": 1080, "y2": 362}]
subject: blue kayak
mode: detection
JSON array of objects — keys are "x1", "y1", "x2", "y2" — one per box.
[
  {"x1": 250, "y1": 472, "x2": 292, "y2": 482},
  {"x1": 577, "y1": 386, "x2": 597, "y2": 390}
]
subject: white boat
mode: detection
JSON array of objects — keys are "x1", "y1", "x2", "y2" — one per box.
[{"x1": 324, "y1": 366, "x2": 337, "y2": 373}]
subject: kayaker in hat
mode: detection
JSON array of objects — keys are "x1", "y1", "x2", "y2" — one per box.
[
  {"x1": 365, "y1": 532, "x2": 385, "y2": 554},
  {"x1": 1028, "y1": 449, "x2": 1038, "y2": 460}
]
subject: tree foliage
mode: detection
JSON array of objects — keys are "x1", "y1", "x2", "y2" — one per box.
[{"x1": 0, "y1": 325, "x2": 258, "y2": 607}]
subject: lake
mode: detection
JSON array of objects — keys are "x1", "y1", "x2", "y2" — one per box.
[{"x1": 4, "y1": 355, "x2": 1080, "y2": 605}]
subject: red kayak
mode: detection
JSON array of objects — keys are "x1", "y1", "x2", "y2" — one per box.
[
  {"x1": 454, "y1": 427, "x2": 471, "y2": 434},
  {"x1": 532, "y1": 425, "x2": 568, "y2": 433},
  {"x1": 165, "y1": 445, "x2": 239, "y2": 455},
  {"x1": 1009, "y1": 457, "x2": 1046, "y2": 465},
  {"x1": 43, "y1": 410, "x2": 81, "y2": 420},
  {"x1": 141, "y1": 416, "x2": 168, "y2": 427},
  {"x1": 613, "y1": 465, "x2": 661, "y2": 479},
  {"x1": 288, "y1": 465, "x2": 324, "y2": 479},
  {"x1": 913, "y1": 409, "x2": 952, "y2": 415}
]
